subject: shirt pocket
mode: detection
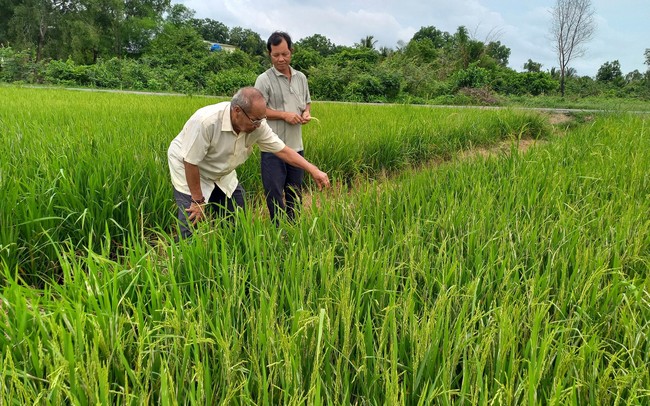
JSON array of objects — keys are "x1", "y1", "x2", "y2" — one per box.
[{"x1": 228, "y1": 144, "x2": 253, "y2": 168}]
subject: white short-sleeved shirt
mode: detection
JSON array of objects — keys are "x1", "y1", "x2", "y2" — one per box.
[
  {"x1": 167, "y1": 102, "x2": 285, "y2": 198},
  {"x1": 254, "y1": 66, "x2": 311, "y2": 151}
]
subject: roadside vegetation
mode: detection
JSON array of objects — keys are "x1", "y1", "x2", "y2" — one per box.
[
  {"x1": 1, "y1": 2, "x2": 649, "y2": 107},
  {"x1": 1, "y1": 87, "x2": 648, "y2": 404}
]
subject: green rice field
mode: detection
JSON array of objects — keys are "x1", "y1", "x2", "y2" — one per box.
[{"x1": 1, "y1": 86, "x2": 648, "y2": 404}]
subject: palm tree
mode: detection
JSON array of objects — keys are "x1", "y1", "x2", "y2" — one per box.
[{"x1": 357, "y1": 35, "x2": 377, "y2": 49}]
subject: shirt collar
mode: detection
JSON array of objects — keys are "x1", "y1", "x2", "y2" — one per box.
[
  {"x1": 223, "y1": 102, "x2": 261, "y2": 137},
  {"x1": 222, "y1": 102, "x2": 235, "y2": 133},
  {"x1": 271, "y1": 65, "x2": 295, "y2": 78}
]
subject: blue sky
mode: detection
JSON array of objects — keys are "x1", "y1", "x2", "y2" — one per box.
[{"x1": 177, "y1": 0, "x2": 648, "y2": 76}]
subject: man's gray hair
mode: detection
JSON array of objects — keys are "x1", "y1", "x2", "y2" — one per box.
[{"x1": 232, "y1": 87, "x2": 264, "y2": 112}]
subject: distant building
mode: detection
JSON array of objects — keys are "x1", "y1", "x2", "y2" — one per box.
[{"x1": 205, "y1": 41, "x2": 237, "y2": 53}]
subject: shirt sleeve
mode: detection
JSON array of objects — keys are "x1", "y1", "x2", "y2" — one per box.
[
  {"x1": 254, "y1": 73, "x2": 271, "y2": 104},
  {"x1": 180, "y1": 116, "x2": 211, "y2": 165},
  {"x1": 300, "y1": 72, "x2": 312, "y2": 104},
  {"x1": 254, "y1": 122, "x2": 286, "y2": 153}
]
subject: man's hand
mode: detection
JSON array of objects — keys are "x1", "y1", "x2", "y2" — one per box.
[
  {"x1": 186, "y1": 202, "x2": 206, "y2": 225},
  {"x1": 310, "y1": 169, "x2": 330, "y2": 190},
  {"x1": 274, "y1": 146, "x2": 330, "y2": 190},
  {"x1": 284, "y1": 111, "x2": 308, "y2": 125}
]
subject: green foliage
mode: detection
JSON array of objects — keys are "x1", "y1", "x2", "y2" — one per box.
[
  {"x1": 296, "y1": 33, "x2": 336, "y2": 56},
  {"x1": 565, "y1": 75, "x2": 601, "y2": 97},
  {"x1": 331, "y1": 46, "x2": 380, "y2": 71},
  {"x1": 291, "y1": 47, "x2": 324, "y2": 72},
  {"x1": 524, "y1": 59, "x2": 543, "y2": 73},
  {"x1": 344, "y1": 73, "x2": 383, "y2": 102},
  {"x1": 228, "y1": 26, "x2": 265, "y2": 56},
  {"x1": 3, "y1": 89, "x2": 650, "y2": 404},
  {"x1": 308, "y1": 55, "x2": 401, "y2": 103},
  {"x1": 86, "y1": 58, "x2": 130, "y2": 89},
  {"x1": 493, "y1": 70, "x2": 558, "y2": 96},
  {"x1": 192, "y1": 18, "x2": 229, "y2": 43},
  {"x1": 44, "y1": 58, "x2": 90, "y2": 85},
  {"x1": 404, "y1": 37, "x2": 438, "y2": 63},
  {"x1": 451, "y1": 65, "x2": 491, "y2": 90},
  {"x1": 0, "y1": 46, "x2": 41, "y2": 82},
  {"x1": 411, "y1": 26, "x2": 450, "y2": 48},
  {"x1": 0, "y1": 1, "x2": 648, "y2": 103},
  {"x1": 146, "y1": 23, "x2": 207, "y2": 68},
  {"x1": 485, "y1": 41, "x2": 510, "y2": 67},
  {"x1": 596, "y1": 60, "x2": 624, "y2": 86},
  {"x1": 205, "y1": 49, "x2": 260, "y2": 73},
  {"x1": 166, "y1": 3, "x2": 195, "y2": 26},
  {"x1": 308, "y1": 62, "x2": 346, "y2": 101},
  {"x1": 205, "y1": 68, "x2": 258, "y2": 96}
]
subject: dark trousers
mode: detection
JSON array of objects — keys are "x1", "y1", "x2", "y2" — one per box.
[
  {"x1": 173, "y1": 183, "x2": 245, "y2": 238},
  {"x1": 261, "y1": 151, "x2": 304, "y2": 224}
]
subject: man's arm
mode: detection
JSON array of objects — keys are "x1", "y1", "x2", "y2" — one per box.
[
  {"x1": 266, "y1": 107, "x2": 307, "y2": 125},
  {"x1": 273, "y1": 146, "x2": 329, "y2": 189},
  {"x1": 183, "y1": 160, "x2": 206, "y2": 224}
]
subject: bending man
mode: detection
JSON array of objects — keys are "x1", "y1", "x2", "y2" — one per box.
[{"x1": 167, "y1": 87, "x2": 329, "y2": 238}]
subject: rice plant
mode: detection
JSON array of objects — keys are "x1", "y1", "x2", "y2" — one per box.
[{"x1": 1, "y1": 86, "x2": 648, "y2": 404}]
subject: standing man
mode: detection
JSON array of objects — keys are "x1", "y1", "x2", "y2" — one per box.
[
  {"x1": 255, "y1": 31, "x2": 311, "y2": 224},
  {"x1": 167, "y1": 87, "x2": 329, "y2": 238}
]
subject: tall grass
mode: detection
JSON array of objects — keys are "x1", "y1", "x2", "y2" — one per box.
[
  {"x1": 1, "y1": 87, "x2": 648, "y2": 404},
  {"x1": 0, "y1": 87, "x2": 549, "y2": 276}
]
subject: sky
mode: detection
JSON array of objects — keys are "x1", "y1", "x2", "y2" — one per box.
[{"x1": 176, "y1": 0, "x2": 648, "y2": 77}]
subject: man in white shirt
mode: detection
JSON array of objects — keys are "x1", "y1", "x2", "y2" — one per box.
[{"x1": 168, "y1": 87, "x2": 329, "y2": 238}]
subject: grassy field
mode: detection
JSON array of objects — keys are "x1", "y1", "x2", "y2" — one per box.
[
  {"x1": 1, "y1": 87, "x2": 648, "y2": 404},
  {"x1": 501, "y1": 94, "x2": 650, "y2": 112}
]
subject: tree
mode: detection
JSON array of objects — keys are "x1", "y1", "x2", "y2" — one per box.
[
  {"x1": 404, "y1": 37, "x2": 438, "y2": 63},
  {"x1": 122, "y1": 0, "x2": 171, "y2": 56},
  {"x1": 0, "y1": 0, "x2": 18, "y2": 45},
  {"x1": 596, "y1": 60, "x2": 623, "y2": 86},
  {"x1": 485, "y1": 41, "x2": 510, "y2": 67},
  {"x1": 524, "y1": 59, "x2": 542, "y2": 73},
  {"x1": 291, "y1": 47, "x2": 322, "y2": 72},
  {"x1": 296, "y1": 34, "x2": 335, "y2": 56},
  {"x1": 356, "y1": 35, "x2": 377, "y2": 50},
  {"x1": 411, "y1": 26, "x2": 450, "y2": 49},
  {"x1": 192, "y1": 18, "x2": 229, "y2": 43},
  {"x1": 166, "y1": 3, "x2": 195, "y2": 26},
  {"x1": 228, "y1": 26, "x2": 264, "y2": 56},
  {"x1": 8, "y1": 0, "x2": 78, "y2": 61},
  {"x1": 550, "y1": 0, "x2": 596, "y2": 96},
  {"x1": 625, "y1": 69, "x2": 643, "y2": 84},
  {"x1": 146, "y1": 23, "x2": 206, "y2": 68}
]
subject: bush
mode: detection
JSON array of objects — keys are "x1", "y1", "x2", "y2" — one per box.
[
  {"x1": 344, "y1": 73, "x2": 384, "y2": 102},
  {"x1": 308, "y1": 63, "x2": 347, "y2": 101},
  {"x1": 44, "y1": 59, "x2": 90, "y2": 85},
  {"x1": 85, "y1": 58, "x2": 122, "y2": 88},
  {"x1": 452, "y1": 65, "x2": 491, "y2": 90},
  {"x1": 206, "y1": 68, "x2": 258, "y2": 96},
  {"x1": 492, "y1": 70, "x2": 558, "y2": 96},
  {"x1": 0, "y1": 47, "x2": 38, "y2": 83},
  {"x1": 458, "y1": 87, "x2": 501, "y2": 105}
]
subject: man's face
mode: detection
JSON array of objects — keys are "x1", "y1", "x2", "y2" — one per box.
[
  {"x1": 270, "y1": 39, "x2": 292, "y2": 72},
  {"x1": 235, "y1": 99, "x2": 266, "y2": 133}
]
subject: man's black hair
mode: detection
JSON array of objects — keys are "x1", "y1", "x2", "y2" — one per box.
[{"x1": 267, "y1": 31, "x2": 292, "y2": 52}]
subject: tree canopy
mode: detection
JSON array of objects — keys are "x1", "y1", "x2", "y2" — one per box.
[{"x1": 0, "y1": 1, "x2": 648, "y2": 101}]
